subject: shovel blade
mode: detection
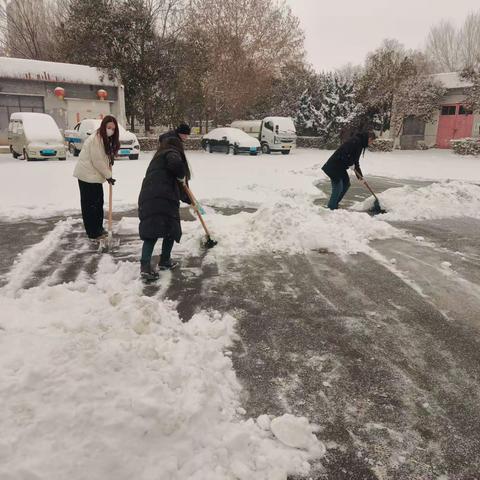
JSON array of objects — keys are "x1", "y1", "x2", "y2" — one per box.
[
  {"x1": 98, "y1": 233, "x2": 120, "y2": 253},
  {"x1": 203, "y1": 236, "x2": 218, "y2": 249},
  {"x1": 370, "y1": 199, "x2": 386, "y2": 215}
]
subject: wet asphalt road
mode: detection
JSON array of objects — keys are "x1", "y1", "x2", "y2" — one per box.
[{"x1": 1, "y1": 177, "x2": 479, "y2": 480}]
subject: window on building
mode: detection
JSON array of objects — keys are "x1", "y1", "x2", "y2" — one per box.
[
  {"x1": 459, "y1": 105, "x2": 473, "y2": 115},
  {"x1": 441, "y1": 105, "x2": 456, "y2": 115},
  {"x1": 0, "y1": 107, "x2": 9, "y2": 137},
  {"x1": 0, "y1": 94, "x2": 45, "y2": 143}
]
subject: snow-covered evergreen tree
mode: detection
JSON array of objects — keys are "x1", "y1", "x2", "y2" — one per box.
[
  {"x1": 314, "y1": 72, "x2": 363, "y2": 146},
  {"x1": 461, "y1": 67, "x2": 480, "y2": 113},
  {"x1": 294, "y1": 90, "x2": 319, "y2": 136}
]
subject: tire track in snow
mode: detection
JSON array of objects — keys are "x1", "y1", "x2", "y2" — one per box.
[
  {"x1": 2, "y1": 218, "x2": 75, "y2": 296},
  {"x1": 368, "y1": 236, "x2": 480, "y2": 329}
]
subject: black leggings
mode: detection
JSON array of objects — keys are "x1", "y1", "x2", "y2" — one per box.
[
  {"x1": 141, "y1": 237, "x2": 175, "y2": 266},
  {"x1": 78, "y1": 180, "x2": 104, "y2": 238}
]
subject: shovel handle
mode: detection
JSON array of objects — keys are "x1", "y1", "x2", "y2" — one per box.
[
  {"x1": 108, "y1": 182, "x2": 113, "y2": 231},
  {"x1": 183, "y1": 184, "x2": 212, "y2": 238},
  {"x1": 361, "y1": 178, "x2": 380, "y2": 202}
]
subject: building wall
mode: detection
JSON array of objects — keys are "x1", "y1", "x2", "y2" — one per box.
[
  {"x1": 473, "y1": 114, "x2": 480, "y2": 138},
  {"x1": 402, "y1": 89, "x2": 479, "y2": 149},
  {"x1": 0, "y1": 78, "x2": 125, "y2": 145},
  {"x1": 424, "y1": 112, "x2": 439, "y2": 147}
]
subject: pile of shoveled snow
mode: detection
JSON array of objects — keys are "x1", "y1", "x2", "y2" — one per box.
[
  {"x1": 177, "y1": 198, "x2": 400, "y2": 257},
  {"x1": 119, "y1": 198, "x2": 400, "y2": 258},
  {"x1": 352, "y1": 181, "x2": 480, "y2": 221},
  {"x1": 0, "y1": 252, "x2": 325, "y2": 480},
  {"x1": 118, "y1": 199, "x2": 400, "y2": 257}
]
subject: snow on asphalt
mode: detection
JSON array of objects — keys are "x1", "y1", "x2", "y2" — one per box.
[
  {"x1": 303, "y1": 147, "x2": 480, "y2": 183},
  {"x1": 1, "y1": 147, "x2": 479, "y2": 479},
  {"x1": 0, "y1": 231, "x2": 325, "y2": 479},
  {"x1": 1, "y1": 148, "x2": 479, "y2": 221}
]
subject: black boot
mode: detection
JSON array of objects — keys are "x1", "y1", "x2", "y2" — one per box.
[
  {"x1": 140, "y1": 262, "x2": 159, "y2": 281},
  {"x1": 159, "y1": 256, "x2": 179, "y2": 271}
]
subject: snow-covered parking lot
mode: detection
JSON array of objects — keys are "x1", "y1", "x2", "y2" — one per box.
[{"x1": 1, "y1": 148, "x2": 480, "y2": 479}]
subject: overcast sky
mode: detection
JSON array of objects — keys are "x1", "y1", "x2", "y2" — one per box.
[{"x1": 286, "y1": 0, "x2": 480, "y2": 71}]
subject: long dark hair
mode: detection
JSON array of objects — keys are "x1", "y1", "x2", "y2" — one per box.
[
  {"x1": 97, "y1": 115, "x2": 120, "y2": 161},
  {"x1": 158, "y1": 136, "x2": 184, "y2": 153},
  {"x1": 157, "y1": 137, "x2": 191, "y2": 181}
]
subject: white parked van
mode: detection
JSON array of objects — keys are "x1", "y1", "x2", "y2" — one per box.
[
  {"x1": 231, "y1": 116, "x2": 297, "y2": 155},
  {"x1": 8, "y1": 112, "x2": 66, "y2": 161},
  {"x1": 64, "y1": 119, "x2": 140, "y2": 160}
]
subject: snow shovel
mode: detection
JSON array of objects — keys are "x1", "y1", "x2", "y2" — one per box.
[
  {"x1": 99, "y1": 182, "x2": 119, "y2": 252},
  {"x1": 183, "y1": 184, "x2": 217, "y2": 248},
  {"x1": 360, "y1": 178, "x2": 386, "y2": 214}
]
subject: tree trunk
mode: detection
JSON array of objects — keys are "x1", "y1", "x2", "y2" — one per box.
[
  {"x1": 130, "y1": 115, "x2": 135, "y2": 132},
  {"x1": 144, "y1": 101, "x2": 150, "y2": 134}
]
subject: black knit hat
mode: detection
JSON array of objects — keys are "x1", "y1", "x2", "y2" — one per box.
[{"x1": 175, "y1": 123, "x2": 191, "y2": 135}]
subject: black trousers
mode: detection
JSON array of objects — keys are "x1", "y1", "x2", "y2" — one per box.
[
  {"x1": 141, "y1": 237, "x2": 175, "y2": 266},
  {"x1": 78, "y1": 180, "x2": 104, "y2": 238}
]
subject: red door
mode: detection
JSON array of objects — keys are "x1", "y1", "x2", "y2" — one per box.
[
  {"x1": 454, "y1": 105, "x2": 474, "y2": 140},
  {"x1": 437, "y1": 104, "x2": 474, "y2": 148}
]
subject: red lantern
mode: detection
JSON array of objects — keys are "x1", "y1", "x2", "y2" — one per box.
[
  {"x1": 54, "y1": 86, "x2": 65, "y2": 100},
  {"x1": 97, "y1": 89, "x2": 108, "y2": 101}
]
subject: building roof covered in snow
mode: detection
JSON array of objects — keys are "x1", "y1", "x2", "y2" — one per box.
[
  {"x1": 432, "y1": 72, "x2": 473, "y2": 90},
  {"x1": 0, "y1": 57, "x2": 118, "y2": 87}
]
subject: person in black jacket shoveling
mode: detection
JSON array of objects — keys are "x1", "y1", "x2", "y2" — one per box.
[
  {"x1": 322, "y1": 131, "x2": 376, "y2": 210},
  {"x1": 159, "y1": 123, "x2": 191, "y2": 145},
  {"x1": 138, "y1": 137, "x2": 191, "y2": 281}
]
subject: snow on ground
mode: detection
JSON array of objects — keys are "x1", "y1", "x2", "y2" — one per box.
[
  {"x1": 119, "y1": 198, "x2": 400, "y2": 257},
  {"x1": 1, "y1": 146, "x2": 479, "y2": 478},
  {"x1": 302, "y1": 148, "x2": 480, "y2": 183},
  {"x1": 353, "y1": 181, "x2": 480, "y2": 221},
  {"x1": 0, "y1": 150, "x2": 323, "y2": 220},
  {"x1": 0, "y1": 223, "x2": 324, "y2": 479},
  {"x1": 182, "y1": 200, "x2": 399, "y2": 257},
  {"x1": 2, "y1": 147, "x2": 478, "y2": 256},
  {"x1": 1, "y1": 148, "x2": 479, "y2": 221}
]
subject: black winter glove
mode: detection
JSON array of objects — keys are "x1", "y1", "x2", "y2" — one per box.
[{"x1": 107, "y1": 177, "x2": 116, "y2": 185}]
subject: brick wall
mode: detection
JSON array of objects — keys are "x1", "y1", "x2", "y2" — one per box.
[
  {"x1": 138, "y1": 136, "x2": 203, "y2": 151},
  {"x1": 139, "y1": 136, "x2": 340, "y2": 151}
]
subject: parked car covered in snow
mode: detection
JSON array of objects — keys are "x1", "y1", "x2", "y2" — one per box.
[
  {"x1": 8, "y1": 112, "x2": 66, "y2": 161},
  {"x1": 201, "y1": 127, "x2": 261, "y2": 155},
  {"x1": 65, "y1": 119, "x2": 140, "y2": 160}
]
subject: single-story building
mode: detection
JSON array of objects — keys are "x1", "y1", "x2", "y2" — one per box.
[
  {"x1": 0, "y1": 57, "x2": 126, "y2": 145},
  {"x1": 399, "y1": 72, "x2": 480, "y2": 149}
]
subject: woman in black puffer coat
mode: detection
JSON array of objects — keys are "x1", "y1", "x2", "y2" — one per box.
[{"x1": 138, "y1": 137, "x2": 191, "y2": 280}]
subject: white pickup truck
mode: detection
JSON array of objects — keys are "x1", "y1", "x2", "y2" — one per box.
[
  {"x1": 230, "y1": 116, "x2": 297, "y2": 155},
  {"x1": 64, "y1": 119, "x2": 141, "y2": 160}
]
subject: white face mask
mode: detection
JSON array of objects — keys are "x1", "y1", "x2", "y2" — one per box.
[{"x1": 106, "y1": 128, "x2": 115, "y2": 137}]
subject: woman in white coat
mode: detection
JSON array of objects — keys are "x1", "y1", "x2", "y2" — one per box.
[{"x1": 73, "y1": 116, "x2": 120, "y2": 239}]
